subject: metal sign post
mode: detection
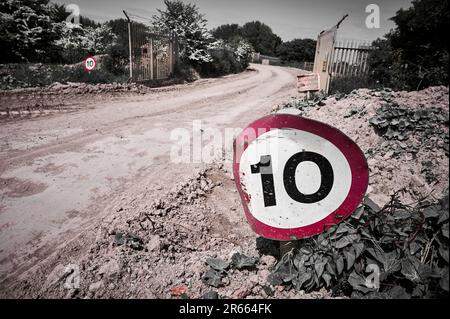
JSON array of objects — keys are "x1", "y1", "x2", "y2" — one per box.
[{"x1": 233, "y1": 114, "x2": 368, "y2": 247}]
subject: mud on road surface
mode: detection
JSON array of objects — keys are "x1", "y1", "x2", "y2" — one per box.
[{"x1": 0, "y1": 64, "x2": 303, "y2": 297}]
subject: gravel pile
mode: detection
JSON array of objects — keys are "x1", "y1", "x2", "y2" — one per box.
[
  {"x1": 2, "y1": 86, "x2": 447, "y2": 299},
  {"x1": 278, "y1": 86, "x2": 449, "y2": 207}
]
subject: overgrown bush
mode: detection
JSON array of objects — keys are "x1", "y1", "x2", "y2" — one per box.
[
  {"x1": 0, "y1": 0, "x2": 117, "y2": 65},
  {"x1": 173, "y1": 61, "x2": 199, "y2": 82},
  {"x1": 103, "y1": 44, "x2": 128, "y2": 76},
  {"x1": 0, "y1": 59, "x2": 126, "y2": 89},
  {"x1": 329, "y1": 75, "x2": 375, "y2": 95},
  {"x1": 54, "y1": 22, "x2": 118, "y2": 64},
  {"x1": 276, "y1": 38, "x2": 316, "y2": 64},
  {"x1": 268, "y1": 191, "x2": 449, "y2": 298},
  {"x1": 367, "y1": 0, "x2": 448, "y2": 91},
  {"x1": 197, "y1": 38, "x2": 253, "y2": 77},
  {"x1": 212, "y1": 21, "x2": 281, "y2": 56}
]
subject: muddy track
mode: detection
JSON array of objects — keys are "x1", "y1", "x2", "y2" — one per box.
[{"x1": 0, "y1": 64, "x2": 301, "y2": 284}]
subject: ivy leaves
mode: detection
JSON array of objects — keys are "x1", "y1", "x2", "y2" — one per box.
[
  {"x1": 369, "y1": 102, "x2": 449, "y2": 156},
  {"x1": 267, "y1": 190, "x2": 449, "y2": 298}
]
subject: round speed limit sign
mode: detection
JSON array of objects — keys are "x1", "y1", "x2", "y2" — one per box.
[
  {"x1": 233, "y1": 114, "x2": 369, "y2": 240},
  {"x1": 84, "y1": 56, "x2": 96, "y2": 73}
]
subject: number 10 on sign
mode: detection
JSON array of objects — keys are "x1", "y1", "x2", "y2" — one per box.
[{"x1": 233, "y1": 114, "x2": 368, "y2": 241}]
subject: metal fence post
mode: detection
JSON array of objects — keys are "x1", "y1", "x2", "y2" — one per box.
[{"x1": 123, "y1": 10, "x2": 133, "y2": 81}]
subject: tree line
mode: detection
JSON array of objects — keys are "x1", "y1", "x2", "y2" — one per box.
[{"x1": 1, "y1": 0, "x2": 447, "y2": 91}]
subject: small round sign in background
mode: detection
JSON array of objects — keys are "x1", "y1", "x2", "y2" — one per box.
[
  {"x1": 233, "y1": 114, "x2": 369, "y2": 241},
  {"x1": 84, "y1": 56, "x2": 96, "y2": 73}
]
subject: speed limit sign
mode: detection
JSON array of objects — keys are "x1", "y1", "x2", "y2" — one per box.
[
  {"x1": 84, "y1": 56, "x2": 96, "y2": 73},
  {"x1": 233, "y1": 114, "x2": 368, "y2": 240}
]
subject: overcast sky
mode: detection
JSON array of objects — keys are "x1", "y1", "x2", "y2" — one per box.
[{"x1": 54, "y1": 0, "x2": 413, "y2": 41}]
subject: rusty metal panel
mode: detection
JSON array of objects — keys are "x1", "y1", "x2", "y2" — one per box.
[
  {"x1": 297, "y1": 73, "x2": 320, "y2": 92},
  {"x1": 313, "y1": 27, "x2": 337, "y2": 93}
]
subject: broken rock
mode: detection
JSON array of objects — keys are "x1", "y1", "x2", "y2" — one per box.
[
  {"x1": 98, "y1": 259, "x2": 121, "y2": 278},
  {"x1": 89, "y1": 280, "x2": 104, "y2": 292},
  {"x1": 146, "y1": 235, "x2": 162, "y2": 252}
]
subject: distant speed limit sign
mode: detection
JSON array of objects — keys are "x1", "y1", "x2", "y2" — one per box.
[
  {"x1": 84, "y1": 56, "x2": 96, "y2": 73},
  {"x1": 233, "y1": 114, "x2": 369, "y2": 240}
]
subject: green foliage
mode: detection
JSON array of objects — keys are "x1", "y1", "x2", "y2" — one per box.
[
  {"x1": 211, "y1": 24, "x2": 241, "y2": 41},
  {"x1": 329, "y1": 75, "x2": 374, "y2": 95},
  {"x1": 173, "y1": 61, "x2": 198, "y2": 82},
  {"x1": 268, "y1": 191, "x2": 449, "y2": 298},
  {"x1": 368, "y1": 99, "x2": 449, "y2": 156},
  {"x1": 368, "y1": 0, "x2": 449, "y2": 90},
  {"x1": 0, "y1": 59, "x2": 127, "y2": 89},
  {"x1": 197, "y1": 38, "x2": 253, "y2": 77},
  {"x1": 103, "y1": 44, "x2": 127, "y2": 76},
  {"x1": 0, "y1": 0, "x2": 106, "y2": 64},
  {"x1": 202, "y1": 253, "x2": 258, "y2": 288},
  {"x1": 0, "y1": 0, "x2": 61, "y2": 63},
  {"x1": 280, "y1": 92, "x2": 327, "y2": 114},
  {"x1": 369, "y1": 103, "x2": 448, "y2": 142},
  {"x1": 54, "y1": 22, "x2": 117, "y2": 64},
  {"x1": 152, "y1": 0, "x2": 214, "y2": 63},
  {"x1": 276, "y1": 38, "x2": 316, "y2": 63},
  {"x1": 152, "y1": 0, "x2": 253, "y2": 79},
  {"x1": 212, "y1": 21, "x2": 282, "y2": 56},
  {"x1": 240, "y1": 21, "x2": 282, "y2": 56},
  {"x1": 198, "y1": 48, "x2": 241, "y2": 77}
]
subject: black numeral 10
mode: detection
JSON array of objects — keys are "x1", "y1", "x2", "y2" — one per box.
[{"x1": 250, "y1": 152, "x2": 334, "y2": 207}]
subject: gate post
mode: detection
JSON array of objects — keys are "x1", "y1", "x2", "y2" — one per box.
[{"x1": 123, "y1": 10, "x2": 133, "y2": 81}]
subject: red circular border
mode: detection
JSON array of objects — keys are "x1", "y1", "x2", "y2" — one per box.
[
  {"x1": 233, "y1": 114, "x2": 369, "y2": 241},
  {"x1": 84, "y1": 56, "x2": 96, "y2": 72}
]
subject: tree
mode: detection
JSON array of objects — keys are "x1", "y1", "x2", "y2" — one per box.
[
  {"x1": 152, "y1": 0, "x2": 214, "y2": 63},
  {"x1": 54, "y1": 22, "x2": 117, "y2": 64},
  {"x1": 240, "y1": 21, "x2": 282, "y2": 56},
  {"x1": 198, "y1": 36, "x2": 253, "y2": 76},
  {"x1": 368, "y1": 0, "x2": 449, "y2": 90},
  {"x1": 0, "y1": 0, "x2": 60, "y2": 63},
  {"x1": 211, "y1": 24, "x2": 241, "y2": 41},
  {"x1": 277, "y1": 38, "x2": 316, "y2": 62}
]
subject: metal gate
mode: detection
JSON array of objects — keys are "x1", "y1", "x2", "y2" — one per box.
[
  {"x1": 124, "y1": 11, "x2": 177, "y2": 82},
  {"x1": 312, "y1": 15, "x2": 372, "y2": 93},
  {"x1": 329, "y1": 40, "x2": 372, "y2": 78},
  {"x1": 313, "y1": 26, "x2": 338, "y2": 93},
  {"x1": 313, "y1": 33, "x2": 373, "y2": 93}
]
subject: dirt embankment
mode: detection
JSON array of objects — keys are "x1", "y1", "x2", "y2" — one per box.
[
  {"x1": 286, "y1": 86, "x2": 448, "y2": 207},
  {"x1": 1, "y1": 85, "x2": 447, "y2": 299}
]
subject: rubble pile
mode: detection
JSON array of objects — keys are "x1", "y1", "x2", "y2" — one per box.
[
  {"x1": 2, "y1": 86, "x2": 448, "y2": 299},
  {"x1": 0, "y1": 82, "x2": 175, "y2": 119},
  {"x1": 280, "y1": 86, "x2": 449, "y2": 207}
]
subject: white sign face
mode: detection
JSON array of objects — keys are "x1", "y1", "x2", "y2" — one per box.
[
  {"x1": 239, "y1": 129, "x2": 352, "y2": 229},
  {"x1": 233, "y1": 114, "x2": 369, "y2": 240}
]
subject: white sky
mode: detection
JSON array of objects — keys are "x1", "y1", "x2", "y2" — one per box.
[{"x1": 54, "y1": 0, "x2": 413, "y2": 41}]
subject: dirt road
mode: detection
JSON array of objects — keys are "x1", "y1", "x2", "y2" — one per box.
[{"x1": 0, "y1": 64, "x2": 300, "y2": 283}]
